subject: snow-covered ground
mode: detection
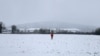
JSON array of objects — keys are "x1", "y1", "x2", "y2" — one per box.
[{"x1": 0, "y1": 34, "x2": 100, "y2": 56}]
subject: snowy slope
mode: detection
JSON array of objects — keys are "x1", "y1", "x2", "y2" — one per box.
[{"x1": 0, "y1": 34, "x2": 100, "y2": 56}]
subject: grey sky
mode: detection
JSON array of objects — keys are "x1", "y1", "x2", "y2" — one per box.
[{"x1": 0, "y1": 0, "x2": 100, "y2": 27}]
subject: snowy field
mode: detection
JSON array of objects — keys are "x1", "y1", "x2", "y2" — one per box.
[{"x1": 0, "y1": 34, "x2": 100, "y2": 56}]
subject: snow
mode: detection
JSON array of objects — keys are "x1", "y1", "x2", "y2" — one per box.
[
  {"x1": 26, "y1": 28, "x2": 40, "y2": 31},
  {"x1": 0, "y1": 34, "x2": 100, "y2": 56},
  {"x1": 60, "y1": 28, "x2": 81, "y2": 32}
]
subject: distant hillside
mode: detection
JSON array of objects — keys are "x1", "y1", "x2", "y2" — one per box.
[{"x1": 16, "y1": 21, "x2": 96, "y2": 32}]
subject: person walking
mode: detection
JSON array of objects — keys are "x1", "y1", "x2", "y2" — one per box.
[{"x1": 50, "y1": 30, "x2": 54, "y2": 40}]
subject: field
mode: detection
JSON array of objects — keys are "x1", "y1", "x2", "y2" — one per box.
[{"x1": 0, "y1": 34, "x2": 100, "y2": 56}]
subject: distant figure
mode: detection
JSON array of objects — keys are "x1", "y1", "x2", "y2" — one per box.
[{"x1": 50, "y1": 31, "x2": 54, "y2": 40}]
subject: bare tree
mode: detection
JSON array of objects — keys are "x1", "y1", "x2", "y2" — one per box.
[
  {"x1": 0, "y1": 22, "x2": 3, "y2": 33},
  {"x1": 11, "y1": 25, "x2": 17, "y2": 34}
]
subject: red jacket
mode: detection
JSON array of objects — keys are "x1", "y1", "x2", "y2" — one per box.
[{"x1": 51, "y1": 32, "x2": 54, "y2": 37}]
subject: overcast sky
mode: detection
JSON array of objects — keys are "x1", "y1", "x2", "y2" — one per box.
[{"x1": 0, "y1": 0, "x2": 100, "y2": 27}]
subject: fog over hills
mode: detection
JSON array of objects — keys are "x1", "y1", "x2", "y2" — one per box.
[{"x1": 17, "y1": 21, "x2": 97, "y2": 32}]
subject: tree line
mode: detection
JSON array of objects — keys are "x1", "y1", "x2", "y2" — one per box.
[
  {"x1": 0, "y1": 22, "x2": 100, "y2": 35},
  {"x1": 0, "y1": 22, "x2": 18, "y2": 34}
]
